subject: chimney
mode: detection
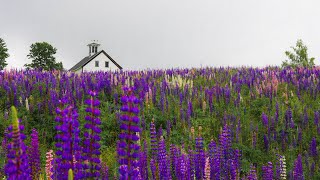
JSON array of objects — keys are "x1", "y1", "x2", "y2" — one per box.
[{"x1": 87, "y1": 40, "x2": 100, "y2": 57}]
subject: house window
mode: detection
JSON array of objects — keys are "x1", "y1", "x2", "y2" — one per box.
[
  {"x1": 105, "y1": 61, "x2": 109, "y2": 67},
  {"x1": 92, "y1": 46, "x2": 95, "y2": 53},
  {"x1": 95, "y1": 61, "x2": 99, "y2": 67},
  {"x1": 95, "y1": 47, "x2": 98, "y2": 53}
]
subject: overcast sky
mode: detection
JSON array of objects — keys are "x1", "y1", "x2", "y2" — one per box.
[{"x1": 1, "y1": 0, "x2": 320, "y2": 70}]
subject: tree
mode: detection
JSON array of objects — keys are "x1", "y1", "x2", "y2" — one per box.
[
  {"x1": 24, "y1": 42, "x2": 63, "y2": 71},
  {"x1": 282, "y1": 39, "x2": 315, "y2": 68},
  {"x1": 0, "y1": 38, "x2": 9, "y2": 70},
  {"x1": 54, "y1": 62, "x2": 64, "y2": 71}
]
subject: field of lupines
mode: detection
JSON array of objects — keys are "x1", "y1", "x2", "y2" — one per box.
[{"x1": 0, "y1": 67, "x2": 319, "y2": 179}]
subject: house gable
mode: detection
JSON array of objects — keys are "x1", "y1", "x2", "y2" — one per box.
[
  {"x1": 81, "y1": 50, "x2": 122, "y2": 72},
  {"x1": 70, "y1": 50, "x2": 122, "y2": 72}
]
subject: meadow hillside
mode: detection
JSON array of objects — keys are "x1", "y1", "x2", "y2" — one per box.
[{"x1": 0, "y1": 67, "x2": 319, "y2": 179}]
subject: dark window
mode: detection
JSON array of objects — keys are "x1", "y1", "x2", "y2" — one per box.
[
  {"x1": 92, "y1": 46, "x2": 95, "y2": 53},
  {"x1": 95, "y1": 47, "x2": 98, "y2": 53},
  {"x1": 95, "y1": 61, "x2": 99, "y2": 67},
  {"x1": 105, "y1": 61, "x2": 109, "y2": 67}
]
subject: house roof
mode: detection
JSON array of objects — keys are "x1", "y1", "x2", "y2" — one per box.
[{"x1": 69, "y1": 50, "x2": 123, "y2": 71}]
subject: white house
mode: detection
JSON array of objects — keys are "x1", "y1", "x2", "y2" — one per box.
[{"x1": 69, "y1": 42, "x2": 122, "y2": 73}]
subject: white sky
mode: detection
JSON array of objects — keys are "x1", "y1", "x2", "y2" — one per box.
[{"x1": 1, "y1": 0, "x2": 320, "y2": 70}]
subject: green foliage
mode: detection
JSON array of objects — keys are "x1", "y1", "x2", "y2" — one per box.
[
  {"x1": 0, "y1": 38, "x2": 9, "y2": 70},
  {"x1": 68, "y1": 169, "x2": 74, "y2": 180},
  {"x1": 24, "y1": 42, "x2": 64, "y2": 71},
  {"x1": 282, "y1": 39, "x2": 315, "y2": 68},
  {"x1": 100, "y1": 146, "x2": 117, "y2": 179}
]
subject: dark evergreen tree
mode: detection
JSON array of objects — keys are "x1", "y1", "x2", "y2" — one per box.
[{"x1": 0, "y1": 38, "x2": 9, "y2": 70}]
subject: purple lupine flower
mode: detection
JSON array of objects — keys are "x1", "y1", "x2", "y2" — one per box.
[
  {"x1": 188, "y1": 149, "x2": 195, "y2": 180},
  {"x1": 276, "y1": 155, "x2": 281, "y2": 179},
  {"x1": 262, "y1": 112, "x2": 268, "y2": 127},
  {"x1": 186, "y1": 103, "x2": 192, "y2": 128},
  {"x1": 275, "y1": 102, "x2": 279, "y2": 123},
  {"x1": 229, "y1": 158, "x2": 237, "y2": 180},
  {"x1": 314, "y1": 111, "x2": 319, "y2": 126},
  {"x1": 101, "y1": 162, "x2": 109, "y2": 180},
  {"x1": 28, "y1": 129, "x2": 41, "y2": 180},
  {"x1": 219, "y1": 124, "x2": 233, "y2": 179},
  {"x1": 179, "y1": 93, "x2": 183, "y2": 106},
  {"x1": 303, "y1": 108, "x2": 308, "y2": 127},
  {"x1": 247, "y1": 165, "x2": 258, "y2": 180},
  {"x1": 179, "y1": 153, "x2": 189, "y2": 180},
  {"x1": 139, "y1": 141, "x2": 148, "y2": 180},
  {"x1": 117, "y1": 87, "x2": 141, "y2": 179},
  {"x1": 5, "y1": 106, "x2": 31, "y2": 180},
  {"x1": 310, "y1": 162, "x2": 315, "y2": 178},
  {"x1": 166, "y1": 119, "x2": 171, "y2": 138},
  {"x1": 233, "y1": 149, "x2": 241, "y2": 174},
  {"x1": 150, "y1": 158, "x2": 157, "y2": 180},
  {"x1": 180, "y1": 108, "x2": 184, "y2": 122},
  {"x1": 158, "y1": 126, "x2": 163, "y2": 139},
  {"x1": 166, "y1": 155, "x2": 172, "y2": 180},
  {"x1": 264, "y1": 134, "x2": 269, "y2": 152},
  {"x1": 158, "y1": 137, "x2": 168, "y2": 179},
  {"x1": 170, "y1": 144, "x2": 178, "y2": 178},
  {"x1": 150, "y1": 120, "x2": 158, "y2": 160},
  {"x1": 208, "y1": 140, "x2": 217, "y2": 179},
  {"x1": 195, "y1": 136, "x2": 205, "y2": 179},
  {"x1": 1, "y1": 129, "x2": 8, "y2": 161},
  {"x1": 141, "y1": 117, "x2": 146, "y2": 131},
  {"x1": 188, "y1": 100, "x2": 193, "y2": 117},
  {"x1": 297, "y1": 127, "x2": 302, "y2": 144},
  {"x1": 159, "y1": 91, "x2": 165, "y2": 113},
  {"x1": 82, "y1": 90, "x2": 102, "y2": 178},
  {"x1": 214, "y1": 144, "x2": 221, "y2": 179},
  {"x1": 208, "y1": 90, "x2": 213, "y2": 114},
  {"x1": 309, "y1": 137, "x2": 318, "y2": 158},
  {"x1": 262, "y1": 162, "x2": 273, "y2": 180},
  {"x1": 224, "y1": 86, "x2": 231, "y2": 104},
  {"x1": 54, "y1": 98, "x2": 82, "y2": 180},
  {"x1": 285, "y1": 108, "x2": 293, "y2": 130},
  {"x1": 293, "y1": 154, "x2": 304, "y2": 180}
]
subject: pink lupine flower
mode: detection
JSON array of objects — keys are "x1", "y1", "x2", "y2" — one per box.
[
  {"x1": 204, "y1": 157, "x2": 210, "y2": 180},
  {"x1": 45, "y1": 150, "x2": 54, "y2": 180}
]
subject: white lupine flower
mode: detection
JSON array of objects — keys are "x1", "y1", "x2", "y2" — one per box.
[
  {"x1": 25, "y1": 98, "x2": 29, "y2": 111},
  {"x1": 280, "y1": 155, "x2": 287, "y2": 180}
]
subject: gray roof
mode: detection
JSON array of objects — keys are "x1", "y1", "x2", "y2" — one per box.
[{"x1": 69, "y1": 50, "x2": 123, "y2": 71}]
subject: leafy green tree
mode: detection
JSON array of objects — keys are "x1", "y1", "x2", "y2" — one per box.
[
  {"x1": 0, "y1": 38, "x2": 9, "y2": 70},
  {"x1": 24, "y1": 42, "x2": 63, "y2": 71},
  {"x1": 282, "y1": 39, "x2": 315, "y2": 68},
  {"x1": 54, "y1": 61, "x2": 64, "y2": 71}
]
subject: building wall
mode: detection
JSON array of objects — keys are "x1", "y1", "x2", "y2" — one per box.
[{"x1": 82, "y1": 52, "x2": 120, "y2": 72}]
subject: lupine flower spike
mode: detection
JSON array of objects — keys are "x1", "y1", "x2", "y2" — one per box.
[
  {"x1": 45, "y1": 150, "x2": 54, "y2": 180},
  {"x1": 82, "y1": 90, "x2": 102, "y2": 178},
  {"x1": 118, "y1": 87, "x2": 141, "y2": 179},
  {"x1": 5, "y1": 106, "x2": 31, "y2": 180},
  {"x1": 28, "y1": 129, "x2": 41, "y2": 180},
  {"x1": 54, "y1": 98, "x2": 82, "y2": 179}
]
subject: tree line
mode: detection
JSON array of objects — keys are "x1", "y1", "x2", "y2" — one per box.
[
  {"x1": 0, "y1": 38, "x2": 317, "y2": 71},
  {"x1": 0, "y1": 39, "x2": 63, "y2": 71}
]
